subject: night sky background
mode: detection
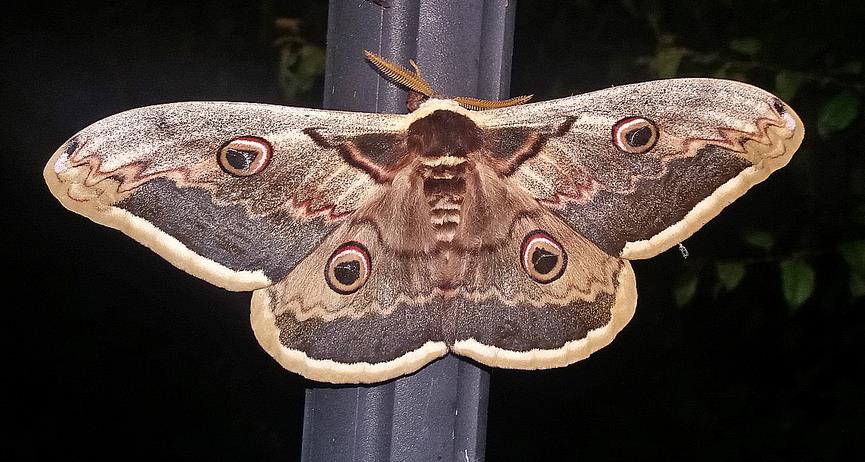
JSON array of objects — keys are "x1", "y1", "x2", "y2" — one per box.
[{"x1": 3, "y1": 1, "x2": 864, "y2": 460}]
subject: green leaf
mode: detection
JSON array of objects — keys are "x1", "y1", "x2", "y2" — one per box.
[
  {"x1": 729, "y1": 37, "x2": 761, "y2": 56},
  {"x1": 674, "y1": 272, "x2": 699, "y2": 307},
  {"x1": 296, "y1": 44, "x2": 326, "y2": 77},
  {"x1": 817, "y1": 92, "x2": 861, "y2": 137},
  {"x1": 277, "y1": 41, "x2": 325, "y2": 100},
  {"x1": 742, "y1": 229, "x2": 775, "y2": 251},
  {"x1": 773, "y1": 70, "x2": 804, "y2": 102},
  {"x1": 780, "y1": 258, "x2": 815, "y2": 310},
  {"x1": 654, "y1": 47, "x2": 684, "y2": 79},
  {"x1": 839, "y1": 240, "x2": 865, "y2": 273},
  {"x1": 716, "y1": 261, "x2": 746, "y2": 292},
  {"x1": 838, "y1": 241, "x2": 865, "y2": 299}
]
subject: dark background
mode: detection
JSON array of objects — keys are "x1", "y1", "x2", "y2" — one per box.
[{"x1": 3, "y1": 0, "x2": 864, "y2": 460}]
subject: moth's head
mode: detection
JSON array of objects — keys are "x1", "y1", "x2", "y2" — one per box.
[{"x1": 364, "y1": 50, "x2": 532, "y2": 112}]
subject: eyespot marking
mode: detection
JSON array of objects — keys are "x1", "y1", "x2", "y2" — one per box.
[
  {"x1": 612, "y1": 117, "x2": 658, "y2": 154},
  {"x1": 520, "y1": 231, "x2": 567, "y2": 284},
  {"x1": 218, "y1": 136, "x2": 272, "y2": 177},
  {"x1": 325, "y1": 242, "x2": 371, "y2": 295}
]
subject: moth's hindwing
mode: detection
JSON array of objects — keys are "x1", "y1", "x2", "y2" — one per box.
[
  {"x1": 250, "y1": 220, "x2": 450, "y2": 384},
  {"x1": 447, "y1": 210, "x2": 637, "y2": 370}
]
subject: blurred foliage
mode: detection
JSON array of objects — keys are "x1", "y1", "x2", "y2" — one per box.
[
  {"x1": 818, "y1": 92, "x2": 861, "y2": 137},
  {"x1": 780, "y1": 257, "x2": 817, "y2": 310},
  {"x1": 272, "y1": 17, "x2": 325, "y2": 102}
]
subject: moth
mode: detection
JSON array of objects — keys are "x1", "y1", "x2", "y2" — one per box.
[{"x1": 44, "y1": 51, "x2": 803, "y2": 383}]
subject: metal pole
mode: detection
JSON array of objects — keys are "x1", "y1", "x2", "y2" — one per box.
[{"x1": 302, "y1": 1, "x2": 517, "y2": 460}]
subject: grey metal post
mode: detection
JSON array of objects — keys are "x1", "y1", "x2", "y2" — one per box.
[{"x1": 302, "y1": 1, "x2": 517, "y2": 461}]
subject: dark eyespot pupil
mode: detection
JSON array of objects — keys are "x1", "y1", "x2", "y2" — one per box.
[
  {"x1": 531, "y1": 248, "x2": 558, "y2": 275},
  {"x1": 626, "y1": 126, "x2": 653, "y2": 147},
  {"x1": 226, "y1": 149, "x2": 255, "y2": 170},
  {"x1": 334, "y1": 260, "x2": 361, "y2": 285}
]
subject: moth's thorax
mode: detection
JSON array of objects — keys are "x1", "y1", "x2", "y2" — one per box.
[{"x1": 406, "y1": 109, "x2": 483, "y2": 158}]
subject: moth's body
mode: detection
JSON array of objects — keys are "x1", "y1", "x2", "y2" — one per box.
[
  {"x1": 359, "y1": 105, "x2": 530, "y2": 288},
  {"x1": 45, "y1": 74, "x2": 803, "y2": 383}
]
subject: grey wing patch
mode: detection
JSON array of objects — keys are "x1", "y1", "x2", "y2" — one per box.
[{"x1": 115, "y1": 177, "x2": 336, "y2": 284}]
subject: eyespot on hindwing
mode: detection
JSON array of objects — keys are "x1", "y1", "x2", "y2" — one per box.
[
  {"x1": 325, "y1": 242, "x2": 372, "y2": 294},
  {"x1": 520, "y1": 231, "x2": 567, "y2": 284}
]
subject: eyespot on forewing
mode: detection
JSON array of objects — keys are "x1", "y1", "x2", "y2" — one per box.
[
  {"x1": 612, "y1": 117, "x2": 658, "y2": 154},
  {"x1": 217, "y1": 136, "x2": 272, "y2": 176}
]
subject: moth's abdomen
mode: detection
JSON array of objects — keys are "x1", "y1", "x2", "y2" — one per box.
[{"x1": 421, "y1": 161, "x2": 468, "y2": 243}]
